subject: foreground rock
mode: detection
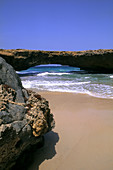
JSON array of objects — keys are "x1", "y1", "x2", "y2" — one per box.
[
  {"x1": 0, "y1": 57, "x2": 55, "y2": 170},
  {"x1": 0, "y1": 49, "x2": 113, "y2": 73}
]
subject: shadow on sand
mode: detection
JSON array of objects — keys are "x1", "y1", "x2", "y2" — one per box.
[
  {"x1": 29, "y1": 131, "x2": 59, "y2": 170},
  {"x1": 12, "y1": 131, "x2": 59, "y2": 170}
]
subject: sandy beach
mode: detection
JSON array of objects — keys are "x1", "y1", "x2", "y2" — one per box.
[{"x1": 28, "y1": 91, "x2": 113, "y2": 170}]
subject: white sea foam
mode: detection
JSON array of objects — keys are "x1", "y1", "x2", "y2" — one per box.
[
  {"x1": 37, "y1": 72, "x2": 71, "y2": 76},
  {"x1": 110, "y1": 75, "x2": 113, "y2": 78},
  {"x1": 16, "y1": 71, "x2": 29, "y2": 74},
  {"x1": 22, "y1": 80, "x2": 91, "y2": 87},
  {"x1": 16, "y1": 71, "x2": 20, "y2": 73},
  {"x1": 21, "y1": 80, "x2": 33, "y2": 88},
  {"x1": 21, "y1": 79, "x2": 113, "y2": 99},
  {"x1": 84, "y1": 77, "x2": 90, "y2": 79},
  {"x1": 17, "y1": 71, "x2": 39, "y2": 74}
]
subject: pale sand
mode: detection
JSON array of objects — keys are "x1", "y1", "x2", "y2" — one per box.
[{"x1": 28, "y1": 91, "x2": 113, "y2": 170}]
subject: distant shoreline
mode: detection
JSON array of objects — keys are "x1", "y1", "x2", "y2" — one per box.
[{"x1": 28, "y1": 88, "x2": 113, "y2": 100}]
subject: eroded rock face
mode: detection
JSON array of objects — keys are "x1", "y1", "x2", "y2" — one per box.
[
  {"x1": 0, "y1": 57, "x2": 24, "y2": 103},
  {"x1": 0, "y1": 57, "x2": 55, "y2": 170},
  {"x1": 0, "y1": 49, "x2": 113, "y2": 73}
]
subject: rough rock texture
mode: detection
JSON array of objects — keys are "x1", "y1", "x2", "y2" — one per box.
[
  {"x1": 0, "y1": 49, "x2": 113, "y2": 73},
  {"x1": 0, "y1": 57, "x2": 24, "y2": 103},
  {"x1": 0, "y1": 57, "x2": 55, "y2": 170}
]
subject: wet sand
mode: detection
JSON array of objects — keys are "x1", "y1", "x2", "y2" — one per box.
[{"x1": 28, "y1": 91, "x2": 113, "y2": 170}]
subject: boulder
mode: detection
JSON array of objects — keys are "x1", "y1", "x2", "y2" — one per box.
[
  {"x1": 0, "y1": 57, "x2": 24, "y2": 103},
  {"x1": 0, "y1": 57, "x2": 55, "y2": 170}
]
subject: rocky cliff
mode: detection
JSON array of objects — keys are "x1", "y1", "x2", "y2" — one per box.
[
  {"x1": 0, "y1": 57, "x2": 55, "y2": 170},
  {"x1": 0, "y1": 49, "x2": 113, "y2": 73}
]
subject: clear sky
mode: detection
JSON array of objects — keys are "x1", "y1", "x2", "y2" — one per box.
[{"x1": 0, "y1": 0, "x2": 113, "y2": 51}]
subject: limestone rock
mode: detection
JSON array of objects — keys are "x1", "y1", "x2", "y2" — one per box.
[
  {"x1": 0, "y1": 57, "x2": 55, "y2": 170},
  {"x1": 0, "y1": 57, "x2": 24, "y2": 103},
  {"x1": 0, "y1": 49, "x2": 113, "y2": 73}
]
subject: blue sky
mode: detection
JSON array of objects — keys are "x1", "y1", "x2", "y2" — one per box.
[{"x1": 0, "y1": 0, "x2": 113, "y2": 51}]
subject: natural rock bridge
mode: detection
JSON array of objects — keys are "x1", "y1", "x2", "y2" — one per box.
[{"x1": 0, "y1": 49, "x2": 113, "y2": 73}]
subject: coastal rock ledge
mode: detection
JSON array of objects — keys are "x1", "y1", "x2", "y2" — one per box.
[
  {"x1": 0, "y1": 49, "x2": 113, "y2": 73},
  {"x1": 0, "y1": 57, "x2": 55, "y2": 170}
]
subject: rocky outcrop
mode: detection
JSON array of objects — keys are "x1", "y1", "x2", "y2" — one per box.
[
  {"x1": 0, "y1": 57, "x2": 55, "y2": 170},
  {"x1": 0, "y1": 49, "x2": 113, "y2": 73},
  {"x1": 0, "y1": 57, "x2": 25, "y2": 103}
]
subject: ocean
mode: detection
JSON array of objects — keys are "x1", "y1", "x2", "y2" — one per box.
[{"x1": 17, "y1": 64, "x2": 113, "y2": 99}]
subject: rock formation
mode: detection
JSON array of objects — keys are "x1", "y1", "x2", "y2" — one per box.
[
  {"x1": 0, "y1": 49, "x2": 113, "y2": 73},
  {"x1": 0, "y1": 57, "x2": 55, "y2": 170}
]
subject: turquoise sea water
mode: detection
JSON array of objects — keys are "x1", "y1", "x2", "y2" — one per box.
[{"x1": 17, "y1": 64, "x2": 113, "y2": 99}]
